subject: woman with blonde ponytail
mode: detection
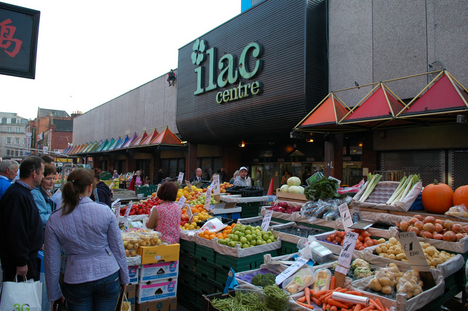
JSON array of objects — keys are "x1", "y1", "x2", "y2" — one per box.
[{"x1": 44, "y1": 169, "x2": 129, "y2": 310}]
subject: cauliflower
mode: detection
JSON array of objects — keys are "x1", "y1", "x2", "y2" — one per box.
[
  {"x1": 354, "y1": 267, "x2": 373, "y2": 279},
  {"x1": 351, "y1": 259, "x2": 370, "y2": 270}
]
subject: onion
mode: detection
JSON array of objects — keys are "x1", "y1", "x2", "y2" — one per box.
[
  {"x1": 463, "y1": 225, "x2": 468, "y2": 233},
  {"x1": 408, "y1": 227, "x2": 420, "y2": 236},
  {"x1": 452, "y1": 224, "x2": 463, "y2": 233},
  {"x1": 435, "y1": 219, "x2": 445, "y2": 225},
  {"x1": 399, "y1": 221, "x2": 409, "y2": 232},
  {"x1": 443, "y1": 231, "x2": 457, "y2": 242},
  {"x1": 414, "y1": 215, "x2": 424, "y2": 221},
  {"x1": 423, "y1": 216, "x2": 436, "y2": 224},
  {"x1": 456, "y1": 233, "x2": 465, "y2": 241},
  {"x1": 435, "y1": 223, "x2": 444, "y2": 233},
  {"x1": 423, "y1": 223, "x2": 435, "y2": 233},
  {"x1": 444, "y1": 220, "x2": 454, "y2": 231},
  {"x1": 422, "y1": 231, "x2": 433, "y2": 239},
  {"x1": 409, "y1": 218, "x2": 418, "y2": 225},
  {"x1": 415, "y1": 221, "x2": 424, "y2": 230},
  {"x1": 433, "y1": 233, "x2": 443, "y2": 240}
]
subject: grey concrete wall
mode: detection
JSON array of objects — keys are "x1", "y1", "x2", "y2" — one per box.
[
  {"x1": 329, "y1": 0, "x2": 468, "y2": 105},
  {"x1": 72, "y1": 73, "x2": 178, "y2": 145}
]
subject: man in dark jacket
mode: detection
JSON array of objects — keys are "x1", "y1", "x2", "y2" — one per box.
[
  {"x1": 0, "y1": 156, "x2": 44, "y2": 281},
  {"x1": 90, "y1": 170, "x2": 112, "y2": 207}
]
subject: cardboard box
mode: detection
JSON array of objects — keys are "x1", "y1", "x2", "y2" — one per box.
[
  {"x1": 126, "y1": 284, "x2": 136, "y2": 311},
  {"x1": 276, "y1": 189, "x2": 307, "y2": 202},
  {"x1": 136, "y1": 298, "x2": 177, "y2": 311},
  {"x1": 137, "y1": 244, "x2": 180, "y2": 265},
  {"x1": 128, "y1": 265, "x2": 140, "y2": 284},
  {"x1": 140, "y1": 261, "x2": 179, "y2": 282},
  {"x1": 137, "y1": 278, "x2": 177, "y2": 303}
]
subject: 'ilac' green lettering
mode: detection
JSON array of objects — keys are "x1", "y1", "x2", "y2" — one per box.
[
  {"x1": 217, "y1": 54, "x2": 238, "y2": 88},
  {"x1": 239, "y1": 42, "x2": 262, "y2": 79}
]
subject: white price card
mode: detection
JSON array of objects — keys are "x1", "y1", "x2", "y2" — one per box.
[
  {"x1": 212, "y1": 175, "x2": 220, "y2": 195},
  {"x1": 124, "y1": 201, "x2": 133, "y2": 217},
  {"x1": 204, "y1": 186, "x2": 213, "y2": 210},
  {"x1": 275, "y1": 257, "x2": 308, "y2": 285},
  {"x1": 178, "y1": 196, "x2": 186, "y2": 209},
  {"x1": 111, "y1": 199, "x2": 121, "y2": 207},
  {"x1": 187, "y1": 204, "x2": 193, "y2": 223},
  {"x1": 113, "y1": 201, "x2": 121, "y2": 221},
  {"x1": 397, "y1": 231, "x2": 431, "y2": 272},
  {"x1": 338, "y1": 203, "x2": 353, "y2": 231},
  {"x1": 177, "y1": 172, "x2": 184, "y2": 184},
  {"x1": 336, "y1": 231, "x2": 358, "y2": 275},
  {"x1": 262, "y1": 210, "x2": 273, "y2": 232}
]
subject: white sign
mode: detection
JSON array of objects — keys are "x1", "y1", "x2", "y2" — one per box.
[
  {"x1": 178, "y1": 196, "x2": 187, "y2": 209},
  {"x1": 204, "y1": 186, "x2": 213, "y2": 210},
  {"x1": 338, "y1": 203, "x2": 353, "y2": 231},
  {"x1": 262, "y1": 210, "x2": 273, "y2": 232},
  {"x1": 187, "y1": 205, "x2": 193, "y2": 223},
  {"x1": 397, "y1": 231, "x2": 431, "y2": 272},
  {"x1": 212, "y1": 175, "x2": 220, "y2": 195},
  {"x1": 336, "y1": 231, "x2": 358, "y2": 275},
  {"x1": 123, "y1": 201, "x2": 133, "y2": 230},
  {"x1": 177, "y1": 172, "x2": 184, "y2": 184},
  {"x1": 114, "y1": 202, "x2": 121, "y2": 221},
  {"x1": 275, "y1": 257, "x2": 308, "y2": 285}
]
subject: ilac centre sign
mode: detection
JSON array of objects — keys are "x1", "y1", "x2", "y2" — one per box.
[{"x1": 191, "y1": 38, "x2": 263, "y2": 104}]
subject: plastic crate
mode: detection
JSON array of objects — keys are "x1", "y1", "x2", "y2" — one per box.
[
  {"x1": 178, "y1": 283, "x2": 204, "y2": 311},
  {"x1": 280, "y1": 240, "x2": 299, "y2": 255},
  {"x1": 195, "y1": 244, "x2": 216, "y2": 263},
  {"x1": 195, "y1": 259, "x2": 217, "y2": 280},
  {"x1": 135, "y1": 186, "x2": 151, "y2": 196},
  {"x1": 202, "y1": 290, "x2": 236, "y2": 311},
  {"x1": 241, "y1": 187, "x2": 264, "y2": 197},
  {"x1": 180, "y1": 253, "x2": 197, "y2": 271},
  {"x1": 271, "y1": 217, "x2": 292, "y2": 224},
  {"x1": 238, "y1": 202, "x2": 261, "y2": 218},
  {"x1": 197, "y1": 273, "x2": 224, "y2": 295},
  {"x1": 295, "y1": 221, "x2": 335, "y2": 232},
  {"x1": 215, "y1": 250, "x2": 278, "y2": 272},
  {"x1": 180, "y1": 239, "x2": 196, "y2": 255},
  {"x1": 440, "y1": 267, "x2": 466, "y2": 303},
  {"x1": 179, "y1": 266, "x2": 198, "y2": 284},
  {"x1": 213, "y1": 264, "x2": 230, "y2": 288}
]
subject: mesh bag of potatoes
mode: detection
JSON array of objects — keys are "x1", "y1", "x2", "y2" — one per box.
[
  {"x1": 121, "y1": 232, "x2": 141, "y2": 257},
  {"x1": 134, "y1": 229, "x2": 162, "y2": 246}
]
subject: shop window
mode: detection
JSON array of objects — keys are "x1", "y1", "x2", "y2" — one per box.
[
  {"x1": 6, "y1": 150, "x2": 10, "y2": 156},
  {"x1": 15, "y1": 150, "x2": 18, "y2": 156},
  {"x1": 19, "y1": 151, "x2": 23, "y2": 156},
  {"x1": 196, "y1": 157, "x2": 222, "y2": 180},
  {"x1": 160, "y1": 158, "x2": 185, "y2": 180}
]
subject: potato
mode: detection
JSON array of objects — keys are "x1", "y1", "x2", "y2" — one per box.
[
  {"x1": 381, "y1": 286, "x2": 393, "y2": 295},
  {"x1": 396, "y1": 253, "x2": 406, "y2": 261},
  {"x1": 381, "y1": 245, "x2": 388, "y2": 253},
  {"x1": 378, "y1": 277, "x2": 391, "y2": 286},
  {"x1": 388, "y1": 254, "x2": 396, "y2": 260},
  {"x1": 389, "y1": 237, "x2": 398, "y2": 245},
  {"x1": 376, "y1": 246, "x2": 382, "y2": 254},
  {"x1": 370, "y1": 278, "x2": 382, "y2": 291},
  {"x1": 378, "y1": 238, "x2": 386, "y2": 244}
]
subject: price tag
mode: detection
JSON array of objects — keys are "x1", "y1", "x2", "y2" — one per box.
[
  {"x1": 262, "y1": 210, "x2": 273, "y2": 232},
  {"x1": 111, "y1": 199, "x2": 121, "y2": 207},
  {"x1": 113, "y1": 201, "x2": 121, "y2": 221},
  {"x1": 212, "y1": 175, "x2": 220, "y2": 195},
  {"x1": 397, "y1": 231, "x2": 430, "y2": 272},
  {"x1": 124, "y1": 201, "x2": 133, "y2": 217},
  {"x1": 204, "y1": 186, "x2": 213, "y2": 210},
  {"x1": 187, "y1": 204, "x2": 193, "y2": 223},
  {"x1": 338, "y1": 203, "x2": 353, "y2": 231},
  {"x1": 185, "y1": 181, "x2": 193, "y2": 192},
  {"x1": 178, "y1": 196, "x2": 187, "y2": 209},
  {"x1": 275, "y1": 257, "x2": 308, "y2": 285},
  {"x1": 336, "y1": 231, "x2": 358, "y2": 275},
  {"x1": 177, "y1": 172, "x2": 184, "y2": 184}
]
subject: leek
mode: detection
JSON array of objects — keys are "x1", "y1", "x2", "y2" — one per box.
[
  {"x1": 386, "y1": 176, "x2": 408, "y2": 204},
  {"x1": 389, "y1": 174, "x2": 420, "y2": 205},
  {"x1": 359, "y1": 173, "x2": 382, "y2": 202}
]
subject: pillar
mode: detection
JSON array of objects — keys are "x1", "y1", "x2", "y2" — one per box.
[{"x1": 186, "y1": 142, "x2": 198, "y2": 180}]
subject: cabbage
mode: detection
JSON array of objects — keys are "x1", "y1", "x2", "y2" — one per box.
[
  {"x1": 288, "y1": 185, "x2": 304, "y2": 194},
  {"x1": 287, "y1": 176, "x2": 301, "y2": 186},
  {"x1": 280, "y1": 185, "x2": 289, "y2": 193}
]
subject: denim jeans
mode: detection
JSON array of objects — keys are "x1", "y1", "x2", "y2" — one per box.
[{"x1": 64, "y1": 271, "x2": 121, "y2": 311}]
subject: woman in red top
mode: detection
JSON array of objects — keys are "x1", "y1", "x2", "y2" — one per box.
[
  {"x1": 146, "y1": 182, "x2": 181, "y2": 244},
  {"x1": 128, "y1": 170, "x2": 145, "y2": 190}
]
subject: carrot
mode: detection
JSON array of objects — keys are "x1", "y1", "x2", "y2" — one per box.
[
  {"x1": 297, "y1": 296, "x2": 306, "y2": 303},
  {"x1": 330, "y1": 306, "x2": 337, "y2": 311},
  {"x1": 338, "y1": 288, "x2": 348, "y2": 293},
  {"x1": 330, "y1": 276, "x2": 336, "y2": 290},
  {"x1": 370, "y1": 299, "x2": 383, "y2": 311},
  {"x1": 354, "y1": 304, "x2": 362, "y2": 311},
  {"x1": 345, "y1": 291, "x2": 363, "y2": 296},
  {"x1": 312, "y1": 297, "x2": 321, "y2": 306},
  {"x1": 304, "y1": 287, "x2": 311, "y2": 305},
  {"x1": 320, "y1": 292, "x2": 333, "y2": 301},
  {"x1": 328, "y1": 299, "x2": 349, "y2": 309},
  {"x1": 374, "y1": 298, "x2": 385, "y2": 311},
  {"x1": 334, "y1": 287, "x2": 342, "y2": 291},
  {"x1": 361, "y1": 306, "x2": 375, "y2": 311},
  {"x1": 385, "y1": 308, "x2": 390, "y2": 311},
  {"x1": 315, "y1": 289, "x2": 329, "y2": 298},
  {"x1": 296, "y1": 301, "x2": 314, "y2": 309}
]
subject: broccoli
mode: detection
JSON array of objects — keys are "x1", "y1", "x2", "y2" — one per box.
[{"x1": 251, "y1": 273, "x2": 276, "y2": 287}]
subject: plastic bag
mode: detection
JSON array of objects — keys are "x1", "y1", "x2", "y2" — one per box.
[
  {"x1": 445, "y1": 204, "x2": 468, "y2": 219},
  {"x1": 396, "y1": 270, "x2": 423, "y2": 299}
]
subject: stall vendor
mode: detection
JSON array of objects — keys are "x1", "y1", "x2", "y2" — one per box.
[{"x1": 233, "y1": 166, "x2": 249, "y2": 187}]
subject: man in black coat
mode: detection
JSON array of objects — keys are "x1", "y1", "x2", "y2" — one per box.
[
  {"x1": 189, "y1": 168, "x2": 203, "y2": 183},
  {"x1": 0, "y1": 156, "x2": 44, "y2": 281}
]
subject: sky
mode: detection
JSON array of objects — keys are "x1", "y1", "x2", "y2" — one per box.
[{"x1": 0, "y1": 0, "x2": 241, "y2": 120}]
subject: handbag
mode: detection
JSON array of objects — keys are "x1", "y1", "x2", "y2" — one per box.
[
  {"x1": 0, "y1": 276, "x2": 42, "y2": 311},
  {"x1": 115, "y1": 288, "x2": 131, "y2": 311}
]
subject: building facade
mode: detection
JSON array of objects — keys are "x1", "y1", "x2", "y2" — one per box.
[{"x1": 0, "y1": 112, "x2": 29, "y2": 160}]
